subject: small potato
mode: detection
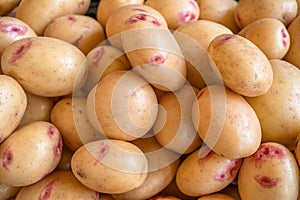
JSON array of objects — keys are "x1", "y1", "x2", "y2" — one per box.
[
  {"x1": 50, "y1": 97, "x2": 104, "y2": 151},
  {"x1": 0, "y1": 182, "x2": 20, "y2": 200},
  {"x1": 15, "y1": 170, "x2": 99, "y2": 200},
  {"x1": 0, "y1": 121, "x2": 62, "y2": 187},
  {"x1": 86, "y1": 70, "x2": 158, "y2": 141},
  {"x1": 239, "y1": 18, "x2": 290, "y2": 59},
  {"x1": 238, "y1": 142, "x2": 299, "y2": 200},
  {"x1": 15, "y1": 0, "x2": 91, "y2": 35},
  {"x1": 71, "y1": 139, "x2": 148, "y2": 194},
  {"x1": 208, "y1": 33, "x2": 273, "y2": 97},
  {"x1": 44, "y1": 14, "x2": 106, "y2": 55},
  {"x1": 153, "y1": 84, "x2": 202, "y2": 154},
  {"x1": 196, "y1": 0, "x2": 239, "y2": 33},
  {"x1": 0, "y1": 75, "x2": 27, "y2": 143},
  {"x1": 245, "y1": 59, "x2": 300, "y2": 149},
  {"x1": 0, "y1": 0, "x2": 20, "y2": 15},
  {"x1": 18, "y1": 92, "x2": 54, "y2": 128},
  {"x1": 284, "y1": 15, "x2": 300, "y2": 69},
  {"x1": 176, "y1": 148, "x2": 242, "y2": 197},
  {"x1": 1, "y1": 36, "x2": 87, "y2": 97},
  {"x1": 234, "y1": 0, "x2": 298, "y2": 28},
  {"x1": 192, "y1": 85, "x2": 261, "y2": 159},
  {"x1": 197, "y1": 193, "x2": 235, "y2": 200},
  {"x1": 145, "y1": 0, "x2": 200, "y2": 30}
]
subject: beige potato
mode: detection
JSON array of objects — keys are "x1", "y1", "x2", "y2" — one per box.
[
  {"x1": 149, "y1": 196, "x2": 181, "y2": 200},
  {"x1": 0, "y1": 182, "x2": 20, "y2": 200},
  {"x1": 153, "y1": 84, "x2": 202, "y2": 154},
  {"x1": 44, "y1": 14, "x2": 105, "y2": 55},
  {"x1": 71, "y1": 139, "x2": 148, "y2": 194},
  {"x1": 234, "y1": 0, "x2": 298, "y2": 28},
  {"x1": 196, "y1": 0, "x2": 239, "y2": 33},
  {"x1": 208, "y1": 33, "x2": 273, "y2": 97},
  {"x1": 160, "y1": 179, "x2": 197, "y2": 200},
  {"x1": 18, "y1": 92, "x2": 54, "y2": 128},
  {"x1": 0, "y1": 121, "x2": 62, "y2": 187},
  {"x1": 145, "y1": 0, "x2": 200, "y2": 30},
  {"x1": 111, "y1": 136, "x2": 180, "y2": 200},
  {"x1": 245, "y1": 59, "x2": 300, "y2": 150},
  {"x1": 0, "y1": 75, "x2": 27, "y2": 143},
  {"x1": 192, "y1": 85, "x2": 261, "y2": 159},
  {"x1": 284, "y1": 15, "x2": 300, "y2": 69},
  {"x1": 0, "y1": 16, "x2": 36, "y2": 56},
  {"x1": 0, "y1": 0, "x2": 20, "y2": 15},
  {"x1": 238, "y1": 142, "x2": 299, "y2": 200},
  {"x1": 15, "y1": 0, "x2": 91, "y2": 35},
  {"x1": 197, "y1": 193, "x2": 235, "y2": 200},
  {"x1": 82, "y1": 45, "x2": 131, "y2": 94},
  {"x1": 50, "y1": 97, "x2": 103, "y2": 151},
  {"x1": 1, "y1": 36, "x2": 87, "y2": 97},
  {"x1": 86, "y1": 70, "x2": 158, "y2": 141},
  {"x1": 96, "y1": 0, "x2": 144, "y2": 28},
  {"x1": 176, "y1": 148, "x2": 242, "y2": 197},
  {"x1": 239, "y1": 18, "x2": 290, "y2": 59}
]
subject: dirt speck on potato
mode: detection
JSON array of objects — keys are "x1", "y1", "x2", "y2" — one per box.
[
  {"x1": 38, "y1": 179, "x2": 57, "y2": 200},
  {"x1": 254, "y1": 175, "x2": 281, "y2": 189}
]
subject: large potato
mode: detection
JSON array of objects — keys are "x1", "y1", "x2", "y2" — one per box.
[
  {"x1": 0, "y1": 121, "x2": 62, "y2": 187},
  {"x1": 0, "y1": 0, "x2": 20, "y2": 15},
  {"x1": 192, "y1": 85, "x2": 261, "y2": 159},
  {"x1": 1, "y1": 36, "x2": 87, "y2": 97},
  {"x1": 0, "y1": 75, "x2": 27, "y2": 143},
  {"x1": 208, "y1": 33, "x2": 273, "y2": 97},
  {"x1": 71, "y1": 139, "x2": 148, "y2": 194},
  {"x1": 238, "y1": 142, "x2": 299, "y2": 200},
  {"x1": 245, "y1": 59, "x2": 300, "y2": 149},
  {"x1": 15, "y1": 170, "x2": 99, "y2": 200}
]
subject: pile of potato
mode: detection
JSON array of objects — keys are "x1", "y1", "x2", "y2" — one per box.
[{"x1": 0, "y1": 0, "x2": 300, "y2": 199}]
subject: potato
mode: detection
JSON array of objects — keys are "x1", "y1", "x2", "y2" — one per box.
[
  {"x1": 44, "y1": 14, "x2": 106, "y2": 55},
  {"x1": 239, "y1": 18, "x2": 290, "y2": 59},
  {"x1": 234, "y1": 0, "x2": 298, "y2": 28},
  {"x1": 149, "y1": 196, "x2": 181, "y2": 200},
  {"x1": 0, "y1": 16, "x2": 36, "y2": 56},
  {"x1": 238, "y1": 142, "x2": 299, "y2": 200},
  {"x1": 245, "y1": 59, "x2": 300, "y2": 150},
  {"x1": 1, "y1": 36, "x2": 87, "y2": 97},
  {"x1": 208, "y1": 33, "x2": 273, "y2": 97},
  {"x1": 192, "y1": 85, "x2": 261, "y2": 159},
  {"x1": 111, "y1": 136, "x2": 180, "y2": 199},
  {"x1": 82, "y1": 45, "x2": 131, "y2": 94},
  {"x1": 196, "y1": 0, "x2": 239, "y2": 33},
  {"x1": 176, "y1": 147, "x2": 242, "y2": 197},
  {"x1": 96, "y1": 0, "x2": 144, "y2": 28},
  {"x1": 0, "y1": 75, "x2": 27, "y2": 143},
  {"x1": 153, "y1": 84, "x2": 202, "y2": 154},
  {"x1": 15, "y1": 0, "x2": 91, "y2": 35},
  {"x1": 0, "y1": 182, "x2": 20, "y2": 200},
  {"x1": 18, "y1": 92, "x2": 54, "y2": 128},
  {"x1": 86, "y1": 70, "x2": 158, "y2": 141},
  {"x1": 71, "y1": 139, "x2": 148, "y2": 194},
  {"x1": 0, "y1": 0, "x2": 20, "y2": 15},
  {"x1": 145, "y1": 0, "x2": 200, "y2": 30},
  {"x1": 56, "y1": 146, "x2": 73, "y2": 170},
  {"x1": 0, "y1": 121, "x2": 62, "y2": 187},
  {"x1": 100, "y1": 194, "x2": 115, "y2": 200},
  {"x1": 284, "y1": 15, "x2": 300, "y2": 69},
  {"x1": 15, "y1": 170, "x2": 99, "y2": 200},
  {"x1": 160, "y1": 179, "x2": 197, "y2": 200},
  {"x1": 197, "y1": 193, "x2": 235, "y2": 200}
]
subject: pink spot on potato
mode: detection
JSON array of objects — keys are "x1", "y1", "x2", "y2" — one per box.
[
  {"x1": 72, "y1": 35, "x2": 83, "y2": 46},
  {"x1": 77, "y1": 0, "x2": 84, "y2": 8},
  {"x1": 67, "y1": 15, "x2": 77, "y2": 23},
  {"x1": 189, "y1": 0, "x2": 198, "y2": 10},
  {"x1": 198, "y1": 150, "x2": 213, "y2": 165},
  {"x1": 0, "y1": 22, "x2": 27, "y2": 36},
  {"x1": 47, "y1": 126, "x2": 56, "y2": 138},
  {"x1": 94, "y1": 142, "x2": 109, "y2": 165},
  {"x1": 126, "y1": 14, "x2": 161, "y2": 26},
  {"x1": 213, "y1": 159, "x2": 242, "y2": 182},
  {"x1": 2, "y1": 147, "x2": 13, "y2": 170},
  {"x1": 92, "y1": 46, "x2": 105, "y2": 66},
  {"x1": 10, "y1": 39, "x2": 33, "y2": 64},
  {"x1": 254, "y1": 175, "x2": 280, "y2": 189},
  {"x1": 38, "y1": 180, "x2": 57, "y2": 200},
  {"x1": 146, "y1": 53, "x2": 168, "y2": 65},
  {"x1": 281, "y1": 28, "x2": 288, "y2": 47},
  {"x1": 179, "y1": 9, "x2": 196, "y2": 23},
  {"x1": 53, "y1": 138, "x2": 63, "y2": 158},
  {"x1": 253, "y1": 143, "x2": 285, "y2": 167}
]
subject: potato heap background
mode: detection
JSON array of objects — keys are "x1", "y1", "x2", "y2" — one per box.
[{"x1": 0, "y1": 0, "x2": 300, "y2": 200}]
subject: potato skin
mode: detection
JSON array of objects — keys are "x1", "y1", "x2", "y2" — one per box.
[
  {"x1": 238, "y1": 142, "x2": 299, "y2": 200},
  {"x1": 197, "y1": 193, "x2": 235, "y2": 200},
  {"x1": 0, "y1": 121, "x2": 62, "y2": 187},
  {"x1": 0, "y1": 75, "x2": 27, "y2": 143},
  {"x1": 1, "y1": 36, "x2": 87, "y2": 97},
  {"x1": 208, "y1": 33, "x2": 273, "y2": 97},
  {"x1": 0, "y1": 183, "x2": 20, "y2": 200},
  {"x1": 0, "y1": 0, "x2": 20, "y2": 15}
]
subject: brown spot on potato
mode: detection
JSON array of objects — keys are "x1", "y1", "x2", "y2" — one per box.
[
  {"x1": 254, "y1": 175, "x2": 280, "y2": 189},
  {"x1": 2, "y1": 147, "x2": 13, "y2": 170},
  {"x1": 77, "y1": 168, "x2": 87, "y2": 179},
  {"x1": 10, "y1": 39, "x2": 33, "y2": 64},
  {"x1": 38, "y1": 180, "x2": 57, "y2": 200},
  {"x1": 0, "y1": 23, "x2": 27, "y2": 36},
  {"x1": 72, "y1": 35, "x2": 83, "y2": 46}
]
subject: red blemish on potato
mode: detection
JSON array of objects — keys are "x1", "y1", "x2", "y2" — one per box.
[
  {"x1": 146, "y1": 53, "x2": 168, "y2": 65},
  {"x1": 253, "y1": 143, "x2": 285, "y2": 162},
  {"x1": 72, "y1": 35, "x2": 83, "y2": 46},
  {"x1": 47, "y1": 126, "x2": 56, "y2": 138},
  {"x1": 53, "y1": 138, "x2": 63, "y2": 158},
  {"x1": 131, "y1": 8, "x2": 148, "y2": 13},
  {"x1": 213, "y1": 159, "x2": 242, "y2": 182},
  {"x1": 93, "y1": 142, "x2": 109, "y2": 165},
  {"x1": 92, "y1": 46, "x2": 105, "y2": 66},
  {"x1": 2, "y1": 147, "x2": 13, "y2": 170},
  {"x1": 10, "y1": 39, "x2": 33, "y2": 63},
  {"x1": 281, "y1": 28, "x2": 288, "y2": 47},
  {"x1": 38, "y1": 180, "x2": 57, "y2": 200},
  {"x1": 67, "y1": 16, "x2": 77, "y2": 23},
  {"x1": 254, "y1": 175, "x2": 280, "y2": 189},
  {"x1": 77, "y1": 0, "x2": 84, "y2": 8},
  {"x1": 235, "y1": 10, "x2": 242, "y2": 28},
  {"x1": 126, "y1": 14, "x2": 161, "y2": 26},
  {"x1": 179, "y1": 10, "x2": 196, "y2": 23},
  {"x1": 189, "y1": 0, "x2": 198, "y2": 10},
  {"x1": 0, "y1": 23, "x2": 28, "y2": 36},
  {"x1": 214, "y1": 34, "x2": 234, "y2": 47}
]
